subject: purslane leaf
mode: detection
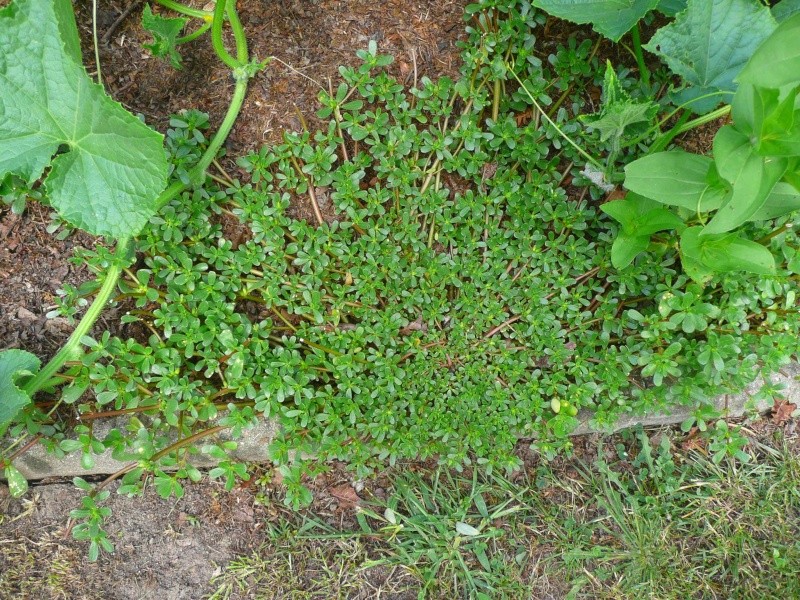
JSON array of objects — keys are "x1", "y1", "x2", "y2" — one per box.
[
  {"x1": 645, "y1": 0, "x2": 776, "y2": 113},
  {"x1": 0, "y1": 0, "x2": 168, "y2": 238},
  {"x1": 0, "y1": 349, "x2": 40, "y2": 434},
  {"x1": 531, "y1": 0, "x2": 659, "y2": 42},
  {"x1": 624, "y1": 152, "x2": 726, "y2": 211}
]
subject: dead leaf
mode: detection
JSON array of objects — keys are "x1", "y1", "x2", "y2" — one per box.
[
  {"x1": 771, "y1": 398, "x2": 797, "y2": 426},
  {"x1": 329, "y1": 484, "x2": 361, "y2": 508},
  {"x1": 681, "y1": 427, "x2": 706, "y2": 452}
]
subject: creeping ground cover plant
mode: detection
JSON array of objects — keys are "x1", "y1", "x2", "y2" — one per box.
[{"x1": 1, "y1": 0, "x2": 799, "y2": 560}]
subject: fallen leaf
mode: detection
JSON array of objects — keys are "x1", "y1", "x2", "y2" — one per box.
[
  {"x1": 329, "y1": 484, "x2": 361, "y2": 508},
  {"x1": 681, "y1": 427, "x2": 706, "y2": 452},
  {"x1": 771, "y1": 398, "x2": 797, "y2": 426}
]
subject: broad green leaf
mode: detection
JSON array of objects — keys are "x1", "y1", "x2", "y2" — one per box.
[
  {"x1": 704, "y1": 149, "x2": 787, "y2": 234},
  {"x1": 601, "y1": 193, "x2": 683, "y2": 235},
  {"x1": 582, "y1": 63, "x2": 657, "y2": 143},
  {"x1": 657, "y1": 0, "x2": 687, "y2": 16},
  {"x1": 732, "y1": 85, "x2": 800, "y2": 156},
  {"x1": 4, "y1": 465, "x2": 29, "y2": 498},
  {"x1": 772, "y1": 0, "x2": 800, "y2": 22},
  {"x1": 646, "y1": 0, "x2": 776, "y2": 113},
  {"x1": 0, "y1": 349, "x2": 40, "y2": 433},
  {"x1": 611, "y1": 233, "x2": 650, "y2": 269},
  {"x1": 0, "y1": 0, "x2": 168, "y2": 238},
  {"x1": 531, "y1": 0, "x2": 659, "y2": 42},
  {"x1": 681, "y1": 227, "x2": 775, "y2": 275},
  {"x1": 142, "y1": 4, "x2": 188, "y2": 70},
  {"x1": 748, "y1": 182, "x2": 800, "y2": 221},
  {"x1": 624, "y1": 152, "x2": 726, "y2": 211},
  {"x1": 712, "y1": 125, "x2": 752, "y2": 183},
  {"x1": 738, "y1": 13, "x2": 800, "y2": 89}
]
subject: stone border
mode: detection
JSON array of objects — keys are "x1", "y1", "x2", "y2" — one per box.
[{"x1": 7, "y1": 363, "x2": 799, "y2": 481}]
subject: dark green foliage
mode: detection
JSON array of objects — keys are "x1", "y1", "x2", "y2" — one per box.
[{"x1": 40, "y1": 2, "x2": 800, "y2": 502}]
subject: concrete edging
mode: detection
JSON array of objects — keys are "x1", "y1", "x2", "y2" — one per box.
[{"x1": 7, "y1": 363, "x2": 799, "y2": 480}]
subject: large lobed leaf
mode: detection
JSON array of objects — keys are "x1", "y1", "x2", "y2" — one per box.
[
  {"x1": 0, "y1": 349, "x2": 40, "y2": 434},
  {"x1": 0, "y1": 0, "x2": 168, "y2": 238},
  {"x1": 646, "y1": 0, "x2": 776, "y2": 113},
  {"x1": 532, "y1": 0, "x2": 659, "y2": 42}
]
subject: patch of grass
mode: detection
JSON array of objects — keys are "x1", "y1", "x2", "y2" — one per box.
[
  {"x1": 0, "y1": 532, "x2": 89, "y2": 600},
  {"x1": 207, "y1": 521, "x2": 419, "y2": 600},
  {"x1": 538, "y1": 429, "x2": 800, "y2": 599},
  {"x1": 211, "y1": 427, "x2": 800, "y2": 599}
]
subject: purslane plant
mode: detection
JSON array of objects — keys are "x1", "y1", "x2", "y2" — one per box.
[
  {"x1": 20, "y1": 0, "x2": 798, "y2": 525},
  {"x1": 605, "y1": 14, "x2": 800, "y2": 280},
  {"x1": 0, "y1": 0, "x2": 260, "y2": 496}
]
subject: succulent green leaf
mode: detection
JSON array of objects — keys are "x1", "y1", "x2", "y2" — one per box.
[
  {"x1": 531, "y1": 0, "x2": 659, "y2": 42},
  {"x1": 0, "y1": 0, "x2": 168, "y2": 238},
  {"x1": 738, "y1": 13, "x2": 800, "y2": 89},
  {"x1": 0, "y1": 349, "x2": 40, "y2": 434},
  {"x1": 704, "y1": 147, "x2": 787, "y2": 234},
  {"x1": 624, "y1": 152, "x2": 726, "y2": 211},
  {"x1": 142, "y1": 4, "x2": 188, "y2": 70},
  {"x1": 681, "y1": 227, "x2": 775, "y2": 276},
  {"x1": 748, "y1": 182, "x2": 800, "y2": 221},
  {"x1": 772, "y1": 0, "x2": 800, "y2": 22},
  {"x1": 646, "y1": 0, "x2": 776, "y2": 113}
]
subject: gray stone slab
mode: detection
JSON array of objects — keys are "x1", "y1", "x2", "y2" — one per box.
[{"x1": 6, "y1": 363, "x2": 799, "y2": 480}]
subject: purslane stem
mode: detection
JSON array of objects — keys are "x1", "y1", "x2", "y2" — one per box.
[{"x1": 22, "y1": 238, "x2": 132, "y2": 396}]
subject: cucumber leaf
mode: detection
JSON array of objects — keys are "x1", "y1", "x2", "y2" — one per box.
[
  {"x1": 142, "y1": 4, "x2": 188, "y2": 70},
  {"x1": 772, "y1": 0, "x2": 800, "y2": 23},
  {"x1": 0, "y1": 0, "x2": 168, "y2": 238},
  {"x1": 531, "y1": 0, "x2": 659, "y2": 42},
  {"x1": 645, "y1": 0, "x2": 776, "y2": 113},
  {"x1": 656, "y1": 0, "x2": 687, "y2": 16},
  {"x1": 0, "y1": 349, "x2": 40, "y2": 435}
]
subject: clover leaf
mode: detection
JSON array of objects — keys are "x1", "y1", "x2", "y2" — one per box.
[{"x1": 0, "y1": 0, "x2": 168, "y2": 238}]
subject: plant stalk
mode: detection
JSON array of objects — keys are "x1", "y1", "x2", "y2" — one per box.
[{"x1": 22, "y1": 238, "x2": 132, "y2": 396}]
